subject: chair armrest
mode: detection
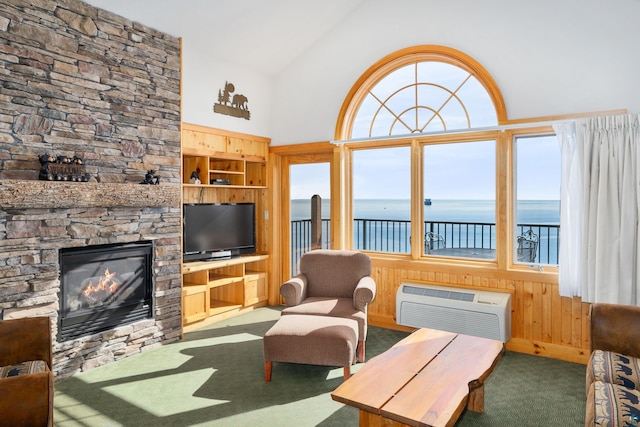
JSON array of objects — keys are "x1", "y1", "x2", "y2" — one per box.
[
  {"x1": 0, "y1": 317, "x2": 52, "y2": 367},
  {"x1": 0, "y1": 371, "x2": 54, "y2": 427},
  {"x1": 280, "y1": 274, "x2": 308, "y2": 307},
  {"x1": 353, "y1": 276, "x2": 376, "y2": 312},
  {"x1": 590, "y1": 303, "x2": 640, "y2": 358}
]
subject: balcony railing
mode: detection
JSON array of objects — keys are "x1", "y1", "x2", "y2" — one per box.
[
  {"x1": 290, "y1": 218, "x2": 332, "y2": 273},
  {"x1": 290, "y1": 219, "x2": 559, "y2": 274}
]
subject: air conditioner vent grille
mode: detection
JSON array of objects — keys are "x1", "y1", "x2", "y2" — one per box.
[
  {"x1": 403, "y1": 285, "x2": 475, "y2": 302},
  {"x1": 396, "y1": 282, "x2": 512, "y2": 342}
]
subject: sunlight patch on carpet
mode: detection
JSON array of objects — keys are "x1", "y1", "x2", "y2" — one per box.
[
  {"x1": 180, "y1": 332, "x2": 263, "y2": 348},
  {"x1": 325, "y1": 366, "x2": 349, "y2": 380},
  {"x1": 54, "y1": 393, "x2": 123, "y2": 427},
  {"x1": 102, "y1": 368, "x2": 227, "y2": 417},
  {"x1": 187, "y1": 393, "x2": 346, "y2": 427},
  {"x1": 73, "y1": 333, "x2": 262, "y2": 383}
]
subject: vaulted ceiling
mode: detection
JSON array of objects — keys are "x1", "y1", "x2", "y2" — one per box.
[{"x1": 83, "y1": 0, "x2": 363, "y2": 76}]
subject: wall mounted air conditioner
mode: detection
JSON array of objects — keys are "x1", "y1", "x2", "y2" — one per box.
[{"x1": 396, "y1": 282, "x2": 512, "y2": 342}]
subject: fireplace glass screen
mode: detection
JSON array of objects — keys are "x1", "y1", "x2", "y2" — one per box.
[{"x1": 58, "y1": 241, "x2": 153, "y2": 341}]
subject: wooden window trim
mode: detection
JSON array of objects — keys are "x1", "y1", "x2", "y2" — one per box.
[{"x1": 334, "y1": 45, "x2": 508, "y2": 141}]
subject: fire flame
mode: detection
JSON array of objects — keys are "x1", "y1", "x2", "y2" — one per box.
[{"x1": 83, "y1": 268, "x2": 119, "y2": 297}]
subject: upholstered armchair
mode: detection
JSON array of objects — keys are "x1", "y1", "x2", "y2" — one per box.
[
  {"x1": 0, "y1": 316, "x2": 54, "y2": 427},
  {"x1": 279, "y1": 249, "x2": 376, "y2": 362}
]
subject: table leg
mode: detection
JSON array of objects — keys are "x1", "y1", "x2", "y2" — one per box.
[{"x1": 467, "y1": 383, "x2": 485, "y2": 413}]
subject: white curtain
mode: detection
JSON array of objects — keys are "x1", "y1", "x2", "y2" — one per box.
[
  {"x1": 554, "y1": 114, "x2": 640, "y2": 304},
  {"x1": 554, "y1": 122, "x2": 583, "y2": 297}
]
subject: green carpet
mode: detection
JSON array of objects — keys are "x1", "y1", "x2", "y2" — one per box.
[{"x1": 54, "y1": 307, "x2": 586, "y2": 426}]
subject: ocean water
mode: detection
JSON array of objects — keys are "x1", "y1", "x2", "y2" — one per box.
[
  {"x1": 291, "y1": 199, "x2": 560, "y2": 224},
  {"x1": 290, "y1": 199, "x2": 560, "y2": 264}
]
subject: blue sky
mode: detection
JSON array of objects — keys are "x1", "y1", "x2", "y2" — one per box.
[
  {"x1": 289, "y1": 58, "x2": 562, "y2": 201},
  {"x1": 290, "y1": 134, "x2": 560, "y2": 201},
  {"x1": 290, "y1": 163, "x2": 331, "y2": 199}
]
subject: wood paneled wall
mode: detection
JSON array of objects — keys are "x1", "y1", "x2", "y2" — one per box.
[{"x1": 366, "y1": 255, "x2": 590, "y2": 364}]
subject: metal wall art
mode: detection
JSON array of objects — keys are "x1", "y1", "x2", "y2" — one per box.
[{"x1": 213, "y1": 81, "x2": 250, "y2": 120}]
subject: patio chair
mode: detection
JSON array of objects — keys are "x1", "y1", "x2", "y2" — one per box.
[
  {"x1": 425, "y1": 231, "x2": 446, "y2": 254},
  {"x1": 517, "y1": 230, "x2": 539, "y2": 263}
]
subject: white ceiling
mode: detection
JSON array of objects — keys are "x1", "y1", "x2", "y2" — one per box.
[{"x1": 83, "y1": 0, "x2": 363, "y2": 76}]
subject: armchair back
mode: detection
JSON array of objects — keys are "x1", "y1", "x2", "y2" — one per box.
[
  {"x1": 0, "y1": 316, "x2": 52, "y2": 367},
  {"x1": 590, "y1": 302, "x2": 640, "y2": 358},
  {"x1": 300, "y1": 250, "x2": 371, "y2": 299}
]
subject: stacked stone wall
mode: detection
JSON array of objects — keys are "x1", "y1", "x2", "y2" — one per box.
[
  {"x1": 0, "y1": 0, "x2": 181, "y2": 183},
  {"x1": 0, "y1": 0, "x2": 182, "y2": 378}
]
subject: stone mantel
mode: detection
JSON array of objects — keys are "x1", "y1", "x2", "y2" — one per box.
[{"x1": 0, "y1": 180, "x2": 180, "y2": 210}]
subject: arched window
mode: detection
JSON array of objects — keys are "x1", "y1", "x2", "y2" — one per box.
[
  {"x1": 335, "y1": 46, "x2": 559, "y2": 266},
  {"x1": 336, "y1": 45, "x2": 506, "y2": 140}
]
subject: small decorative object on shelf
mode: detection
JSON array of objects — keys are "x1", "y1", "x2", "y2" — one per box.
[
  {"x1": 189, "y1": 169, "x2": 201, "y2": 184},
  {"x1": 210, "y1": 178, "x2": 230, "y2": 185},
  {"x1": 39, "y1": 153, "x2": 90, "y2": 182},
  {"x1": 140, "y1": 169, "x2": 160, "y2": 185}
]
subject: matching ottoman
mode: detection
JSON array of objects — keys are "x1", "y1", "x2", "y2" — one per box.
[{"x1": 263, "y1": 314, "x2": 359, "y2": 381}]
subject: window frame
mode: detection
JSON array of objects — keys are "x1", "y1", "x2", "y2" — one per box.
[
  {"x1": 335, "y1": 45, "x2": 507, "y2": 141},
  {"x1": 419, "y1": 133, "x2": 499, "y2": 259},
  {"x1": 351, "y1": 144, "x2": 413, "y2": 254},
  {"x1": 506, "y1": 126, "x2": 559, "y2": 272},
  {"x1": 342, "y1": 127, "x2": 558, "y2": 272}
]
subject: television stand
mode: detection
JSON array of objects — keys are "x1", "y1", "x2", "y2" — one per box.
[{"x1": 181, "y1": 253, "x2": 269, "y2": 331}]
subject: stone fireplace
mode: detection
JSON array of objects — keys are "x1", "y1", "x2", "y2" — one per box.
[
  {"x1": 0, "y1": 0, "x2": 183, "y2": 378},
  {"x1": 0, "y1": 181, "x2": 182, "y2": 377}
]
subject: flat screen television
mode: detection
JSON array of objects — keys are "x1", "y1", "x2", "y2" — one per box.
[{"x1": 183, "y1": 203, "x2": 256, "y2": 262}]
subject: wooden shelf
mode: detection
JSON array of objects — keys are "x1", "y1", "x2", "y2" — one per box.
[
  {"x1": 183, "y1": 254, "x2": 269, "y2": 274},
  {"x1": 245, "y1": 271, "x2": 263, "y2": 277},
  {"x1": 209, "y1": 301, "x2": 243, "y2": 316},
  {"x1": 210, "y1": 169, "x2": 243, "y2": 175},
  {"x1": 183, "y1": 282, "x2": 206, "y2": 290},
  {"x1": 208, "y1": 276, "x2": 243, "y2": 289},
  {"x1": 182, "y1": 184, "x2": 268, "y2": 189}
]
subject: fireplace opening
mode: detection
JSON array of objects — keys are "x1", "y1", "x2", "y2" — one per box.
[{"x1": 58, "y1": 241, "x2": 153, "y2": 341}]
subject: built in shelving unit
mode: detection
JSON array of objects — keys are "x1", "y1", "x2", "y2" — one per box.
[{"x1": 180, "y1": 123, "x2": 270, "y2": 332}]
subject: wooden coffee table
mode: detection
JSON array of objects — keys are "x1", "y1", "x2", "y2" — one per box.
[{"x1": 331, "y1": 328, "x2": 504, "y2": 427}]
